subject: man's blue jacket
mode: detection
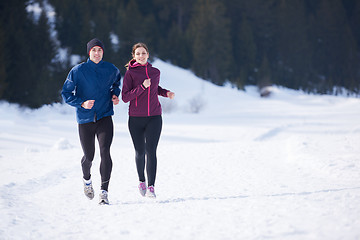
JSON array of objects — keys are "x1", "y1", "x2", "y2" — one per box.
[{"x1": 62, "y1": 59, "x2": 121, "y2": 124}]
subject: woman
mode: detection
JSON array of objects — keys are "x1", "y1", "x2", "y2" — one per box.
[
  {"x1": 122, "y1": 43, "x2": 175, "y2": 198},
  {"x1": 62, "y1": 38, "x2": 121, "y2": 205}
]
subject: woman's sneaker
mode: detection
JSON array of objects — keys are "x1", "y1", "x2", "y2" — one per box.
[
  {"x1": 99, "y1": 190, "x2": 109, "y2": 205},
  {"x1": 145, "y1": 186, "x2": 156, "y2": 198},
  {"x1": 138, "y1": 181, "x2": 146, "y2": 197},
  {"x1": 83, "y1": 179, "x2": 94, "y2": 200}
]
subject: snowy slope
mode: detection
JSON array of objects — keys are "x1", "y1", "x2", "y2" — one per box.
[{"x1": 1, "y1": 59, "x2": 360, "y2": 240}]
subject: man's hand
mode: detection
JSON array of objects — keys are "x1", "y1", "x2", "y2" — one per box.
[
  {"x1": 112, "y1": 95, "x2": 119, "y2": 105},
  {"x1": 81, "y1": 100, "x2": 95, "y2": 109}
]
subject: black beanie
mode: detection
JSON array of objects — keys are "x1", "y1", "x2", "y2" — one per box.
[{"x1": 87, "y1": 38, "x2": 104, "y2": 55}]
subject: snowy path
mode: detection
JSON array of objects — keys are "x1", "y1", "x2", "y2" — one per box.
[
  {"x1": 1, "y1": 100, "x2": 360, "y2": 239},
  {"x1": 1, "y1": 60, "x2": 360, "y2": 239}
]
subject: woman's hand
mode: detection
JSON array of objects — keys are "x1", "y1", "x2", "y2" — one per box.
[
  {"x1": 143, "y1": 78, "x2": 151, "y2": 88},
  {"x1": 81, "y1": 100, "x2": 95, "y2": 109},
  {"x1": 112, "y1": 95, "x2": 119, "y2": 105},
  {"x1": 167, "y1": 91, "x2": 175, "y2": 99}
]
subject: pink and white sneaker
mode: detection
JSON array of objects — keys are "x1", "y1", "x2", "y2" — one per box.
[
  {"x1": 138, "y1": 181, "x2": 146, "y2": 197},
  {"x1": 145, "y1": 186, "x2": 156, "y2": 198}
]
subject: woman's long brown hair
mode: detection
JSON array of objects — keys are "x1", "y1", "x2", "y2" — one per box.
[{"x1": 125, "y1": 43, "x2": 149, "y2": 70}]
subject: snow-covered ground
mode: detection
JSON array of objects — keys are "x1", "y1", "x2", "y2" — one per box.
[{"x1": 1, "y1": 59, "x2": 360, "y2": 240}]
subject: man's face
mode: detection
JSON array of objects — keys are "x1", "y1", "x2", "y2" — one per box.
[{"x1": 89, "y1": 46, "x2": 103, "y2": 64}]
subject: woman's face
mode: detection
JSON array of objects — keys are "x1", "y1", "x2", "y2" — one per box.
[
  {"x1": 89, "y1": 46, "x2": 103, "y2": 64},
  {"x1": 133, "y1": 47, "x2": 149, "y2": 65}
]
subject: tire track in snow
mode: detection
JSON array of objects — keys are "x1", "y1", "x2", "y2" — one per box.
[
  {"x1": 254, "y1": 126, "x2": 285, "y2": 141},
  {"x1": 114, "y1": 186, "x2": 360, "y2": 205}
]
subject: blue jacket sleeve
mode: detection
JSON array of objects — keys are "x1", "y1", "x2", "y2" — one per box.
[
  {"x1": 61, "y1": 69, "x2": 83, "y2": 108},
  {"x1": 111, "y1": 68, "x2": 121, "y2": 97}
]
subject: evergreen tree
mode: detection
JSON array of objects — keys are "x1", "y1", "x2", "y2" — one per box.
[
  {"x1": 236, "y1": 15, "x2": 257, "y2": 88},
  {"x1": 0, "y1": 0, "x2": 60, "y2": 107},
  {"x1": 0, "y1": 21, "x2": 7, "y2": 98},
  {"x1": 2, "y1": 0, "x2": 360, "y2": 108},
  {"x1": 90, "y1": 1, "x2": 114, "y2": 62},
  {"x1": 50, "y1": 0, "x2": 92, "y2": 55},
  {"x1": 163, "y1": 23, "x2": 192, "y2": 68},
  {"x1": 258, "y1": 54, "x2": 272, "y2": 90},
  {"x1": 31, "y1": 6, "x2": 57, "y2": 107},
  {"x1": 2, "y1": 0, "x2": 36, "y2": 105},
  {"x1": 188, "y1": 0, "x2": 233, "y2": 85},
  {"x1": 152, "y1": 0, "x2": 194, "y2": 67},
  {"x1": 342, "y1": 0, "x2": 360, "y2": 47},
  {"x1": 274, "y1": 0, "x2": 311, "y2": 90},
  {"x1": 313, "y1": 0, "x2": 358, "y2": 93},
  {"x1": 229, "y1": 0, "x2": 278, "y2": 87},
  {"x1": 115, "y1": 0, "x2": 144, "y2": 67}
]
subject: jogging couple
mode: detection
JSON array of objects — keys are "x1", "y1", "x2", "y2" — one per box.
[{"x1": 61, "y1": 39, "x2": 175, "y2": 204}]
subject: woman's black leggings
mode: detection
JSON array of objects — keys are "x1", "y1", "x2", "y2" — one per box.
[
  {"x1": 78, "y1": 116, "x2": 113, "y2": 191},
  {"x1": 128, "y1": 115, "x2": 162, "y2": 187}
]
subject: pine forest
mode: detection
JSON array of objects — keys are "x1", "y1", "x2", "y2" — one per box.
[{"x1": 0, "y1": 0, "x2": 359, "y2": 108}]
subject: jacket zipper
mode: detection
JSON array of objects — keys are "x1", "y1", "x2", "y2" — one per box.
[
  {"x1": 145, "y1": 64, "x2": 150, "y2": 116},
  {"x1": 147, "y1": 87, "x2": 150, "y2": 116}
]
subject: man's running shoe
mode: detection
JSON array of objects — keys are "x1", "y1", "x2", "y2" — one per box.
[
  {"x1": 83, "y1": 179, "x2": 94, "y2": 200},
  {"x1": 99, "y1": 190, "x2": 109, "y2": 205}
]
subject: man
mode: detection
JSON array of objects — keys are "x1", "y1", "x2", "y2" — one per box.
[{"x1": 61, "y1": 38, "x2": 121, "y2": 204}]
